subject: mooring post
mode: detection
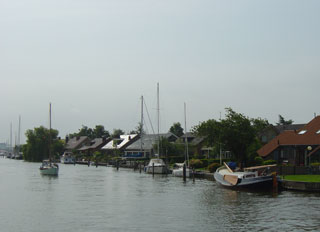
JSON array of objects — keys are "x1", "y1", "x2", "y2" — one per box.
[
  {"x1": 183, "y1": 163, "x2": 186, "y2": 182},
  {"x1": 139, "y1": 162, "x2": 142, "y2": 173},
  {"x1": 152, "y1": 162, "x2": 155, "y2": 177},
  {"x1": 192, "y1": 167, "x2": 195, "y2": 182},
  {"x1": 116, "y1": 160, "x2": 119, "y2": 171},
  {"x1": 272, "y1": 172, "x2": 278, "y2": 192}
]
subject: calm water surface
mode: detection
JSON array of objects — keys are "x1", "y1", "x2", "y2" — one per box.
[{"x1": 1, "y1": 158, "x2": 320, "y2": 232}]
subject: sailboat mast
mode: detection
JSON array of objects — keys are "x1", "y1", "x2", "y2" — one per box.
[
  {"x1": 49, "y1": 103, "x2": 52, "y2": 162},
  {"x1": 157, "y1": 83, "x2": 160, "y2": 156},
  {"x1": 184, "y1": 103, "x2": 189, "y2": 167},
  {"x1": 140, "y1": 95, "x2": 144, "y2": 156}
]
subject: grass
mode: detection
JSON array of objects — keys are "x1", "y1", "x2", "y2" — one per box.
[{"x1": 283, "y1": 175, "x2": 320, "y2": 183}]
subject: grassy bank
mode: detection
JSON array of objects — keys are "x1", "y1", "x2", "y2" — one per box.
[{"x1": 283, "y1": 175, "x2": 320, "y2": 183}]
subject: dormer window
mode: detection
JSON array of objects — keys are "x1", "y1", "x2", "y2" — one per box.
[{"x1": 298, "y1": 130, "x2": 307, "y2": 135}]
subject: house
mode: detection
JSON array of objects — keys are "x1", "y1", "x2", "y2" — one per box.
[
  {"x1": 101, "y1": 134, "x2": 139, "y2": 156},
  {"x1": 258, "y1": 124, "x2": 305, "y2": 144},
  {"x1": 180, "y1": 132, "x2": 206, "y2": 157},
  {"x1": 257, "y1": 116, "x2": 320, "y2": 166},
  {"x1": 78, "y1": 137, "x2": 111, "y2": 154},
  {"x1": 124, "y1": 132, "x2": 178, "y2": 159},
  {"x1": 65, "y1": 136, "x2": 91, "y2": 151}
]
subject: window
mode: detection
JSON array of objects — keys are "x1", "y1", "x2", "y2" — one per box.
[{"x1": 298, "y1": 130, "x2": 307, "y2": 135}]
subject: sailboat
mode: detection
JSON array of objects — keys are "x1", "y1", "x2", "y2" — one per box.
[
  {"x1": 40, "y1": 103, "x2": 59, "y2": 175},
  {"x1": 145, "y1": 83, "x2": 169, "y2": 174},
  {"x1": 173, "y1": 103, "x2": 191, "y2": 177}
]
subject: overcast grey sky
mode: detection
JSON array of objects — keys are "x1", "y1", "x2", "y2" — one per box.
[{"x1": 1, "y1": 0, "x2": 319, "y2": 144}]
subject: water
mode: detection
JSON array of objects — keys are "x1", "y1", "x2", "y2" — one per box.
[{"x1": 1, "y1": 158, "x2": 320, "y2": 232}]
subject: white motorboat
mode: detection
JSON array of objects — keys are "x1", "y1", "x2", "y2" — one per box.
[
  {"x1": 60, "y1": 152, "x2": 75, "y2": 164},
  {"x1": 145, "y1": 158, "x2": 168, "y2": 174},
  {"x1": 172, "y1": 163, "x2": 192, "y2": 177},
  {"x1": 214, "y1": 162, "x2": 277, "y2": 189}
]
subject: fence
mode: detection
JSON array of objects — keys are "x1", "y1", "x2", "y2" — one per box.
[{"x1": 270, "y1": 166, "x2": 320, "y2": 175}]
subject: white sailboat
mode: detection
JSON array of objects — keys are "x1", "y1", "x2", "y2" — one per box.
[
  {"x1": 40, "y1": 103, "x2": 59, "y2": 175},
  {"x1": 145, "y1": 83, "x2": 168, "y2": 174},
  {"x1": 173, "y1": 103, "x2": 191, "y2": 177}
]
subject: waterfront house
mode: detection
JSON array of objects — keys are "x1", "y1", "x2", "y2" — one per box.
[
  {"x1": 101, "y1": 134, "x2": 139, "y2": 156},
  {"x1": 78, "y1": 137, "x2": 111, "y2": 154},
  {"x1": 180, "y1": 132, "x2": 207, "y2": 157},
  {"x1": 257, "y1": 116, "x2": 320, "y2": 166},
  {"x1": 258, "y1": 123, "x2": 305, "y2": 145},
  {"x1": 65, "y1": 136, "x2": 91, "y2": 151},
  {"x1": 124, "y1": 132, "x2": 178, "y2": 159}
]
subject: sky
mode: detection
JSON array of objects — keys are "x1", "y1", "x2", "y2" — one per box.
[{"x1": 1, "y1": 0, "x2": 320, "y2": 144}]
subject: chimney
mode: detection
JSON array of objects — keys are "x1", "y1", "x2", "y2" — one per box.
[{"x1": 66, "y1": 136, "x2": 69, "y2": 144}]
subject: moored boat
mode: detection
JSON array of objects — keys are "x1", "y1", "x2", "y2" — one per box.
[
  {"x1": 214, "y1": 162, "x2": 277, "y2": 189},
  {"x1": 60, "y1": 152, "x2": 75, "y2": 164},
  {"x1": 145, "y1": 158, "x2": 169, "y2": 174}
]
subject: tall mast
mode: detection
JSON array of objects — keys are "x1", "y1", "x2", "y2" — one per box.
[
  {"x1": 18, "y1": 115, "x2": 21, "y2": 150},
  {"x1": 49, "y1": 103, "x2": 52, "y2": 161},
  {"x1": 140, "y1": 96, "x2": 144, "y2": 156},
  {"x1": 157, "y1": 83, "x2": 160, "y2": 156},
  {"x1": 10, "y1": 123, "x2": 12, "y2": 152},
  {"x1": 184, "y1": 103, "x2": 189, "y2": 167}
]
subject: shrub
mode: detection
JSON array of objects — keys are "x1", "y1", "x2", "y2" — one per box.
[
  {"x1": 311, "y1": 162, "x2": 320, "y2": 167},
  {"x1": 189, "y1": 159, "x2": 204, "y2": 169},
  {"x1": 208, "y1": 163, "x2": 221, "y2": 173},
  {"x1": 263, "y1": 159, "x2": 277, "y2": 165},
  {"x1": 254, "y1": 156, "x2": 264, "y2": 166}
]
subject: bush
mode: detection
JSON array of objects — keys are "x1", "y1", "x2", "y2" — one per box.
[
  {"x1": 208, "y1": 163, "x2": 221, "y2": 173},
  {"x1": 311, "y1": 162, "x2": 320, "y2": 167},
  {"x1": 254, "y1": 156, "x2": 264, "y2": 166},
  {"x1": 263, "y1": 159, "x2": 277, "y2": 165},
  {"x1": 189, "y1": 159, "x2": 204, "y2": 169}
]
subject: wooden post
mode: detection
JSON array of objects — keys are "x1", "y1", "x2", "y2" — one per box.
[
  {"x1": 152, "y1": 162, "x2": 155, "y2": 177},
  {"x1": 192, "y1": 167, "x2": 195, "y2": 182},
  {"x1": 183, "y1": 163, "x2": 186, "y2": 182},
  {"x1": 116, "y1": 160, "x2": 119, "y2": 171},
  {"x1": 272, "y1": 172, "x2": 278, "y2": 192}
]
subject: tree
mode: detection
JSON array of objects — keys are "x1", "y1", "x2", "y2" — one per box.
[
  {"x1": 22, "y1": 126, "x2": 64, "y2": 162},
  {"x1": 169, "y1": 122, "x2": 184, "y2": 137},
  {"x1": 93, "y1": 125, "x2": 110, "y2": 138},
  {"x1": 277, "y1": 115, "x2": 293, "y2": 126},
  {"x1": 130, "y1": 122, "x2": 145, "y2": 135},
  {"x1": 192, "y1": 119, "x2": 221, "y2": 147},
  {"x1": 220, "y1": 108, "x2": 255, "y2": 167},
  {"x1": 250, "y1": 117, "x2": 269, "y2": 134},
  {"x1": 111, "y1": 129, "x2": 125, "y2": 138}
]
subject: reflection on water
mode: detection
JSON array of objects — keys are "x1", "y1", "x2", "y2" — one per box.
[{"x1": 0, "y1": 158, "x2": 320, "y2": 232}]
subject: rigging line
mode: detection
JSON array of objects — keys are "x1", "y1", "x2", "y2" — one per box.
[{"x1": 143, "y1": 99, "x2": 155, "y2": 134}]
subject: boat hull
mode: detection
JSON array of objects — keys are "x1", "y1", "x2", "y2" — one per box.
[
  {"x1": 40, "y1": 166, "x2": 59, "y2": 175},
  {"x1": 145, "y1": 165, "x2": 168, "y2": 174},
  {"x1": 214, "y1": 171, "x2": 274, "y2": 190},
  {"x1": 172, "y1": 168, "x2": 192, "y2": 177}
]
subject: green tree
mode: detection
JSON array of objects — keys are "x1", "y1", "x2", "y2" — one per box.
[
  {"x1": 22, "y1": 126, "x2": 64, "y2": 162},
  {"x1": 93, "y1": 125, "x2": 110, "y2": 138},
  {"x1": 192, "y1": 119, "x2": 221, "y2": 147},
  {"x1": 111, "y1": 129, "x2": 125, "y2": 138},
  {"x1": 250, "y1": 117, "x2": 269, "y2": 134},
  {"x1": 130, "y1": 122, "x2": 145, "y2": 135},
  {"x1": 277, "y1": 115, "x2": 293, "y2": 126},
  {"x1": 220, "y1": 108, "x2": 255, "y2": 167},
  {"x1": 169, "y1": 122, "x2": 184, "y2": 137}
]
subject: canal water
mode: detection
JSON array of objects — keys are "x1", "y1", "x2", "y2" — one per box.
[{"x1": 1, "y1": 158, "x2": 320, "y2": 232}]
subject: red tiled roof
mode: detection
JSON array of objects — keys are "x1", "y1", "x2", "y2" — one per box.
[{"x1": 258, "y1": 116, "x2": 320, "y2": 157}]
